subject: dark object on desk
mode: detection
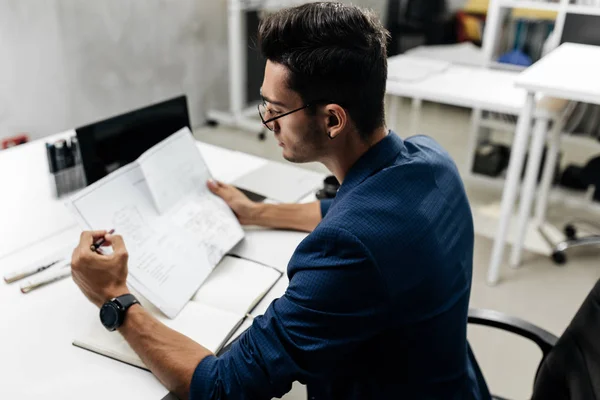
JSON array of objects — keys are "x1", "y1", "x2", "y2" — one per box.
[
  {"x1": 472, "y1": 143, "x2": 510, "y2": 177},
  {"x1": 77, "y1": 95, "x2": 190, "y2": 185},
  {"x1": 469, "y1": 277, "x2": 600, "y2": 400},
  {"x1": 316, "y1": 175, "x2": 340, "y2": 200},
  {"x1": 237, "y1": 187, "x2": 267, "y2": 203}
]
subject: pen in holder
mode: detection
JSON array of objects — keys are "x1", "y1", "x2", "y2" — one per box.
[{"x1": 46, "y1": 136, "x2": 87, "y2": 198}]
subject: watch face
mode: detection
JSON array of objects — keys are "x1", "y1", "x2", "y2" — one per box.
[{"x1": 100, "y1": 303, "x2": 120, "y2": 331}]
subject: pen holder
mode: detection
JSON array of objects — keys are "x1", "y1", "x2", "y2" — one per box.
[
  {"x1": 49, "y1": 164, "x2": 87, "y2": 198},
  {"x1": 46, "y1": 135, "x2": 87, "y2": 198}
]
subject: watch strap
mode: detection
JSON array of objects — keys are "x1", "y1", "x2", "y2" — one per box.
[{"x1": 114, "y1": 293, "x2": 140, "y2": 311}]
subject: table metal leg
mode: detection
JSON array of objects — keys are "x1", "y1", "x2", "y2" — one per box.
[
  {"x1": 509, "y1": 117, "x2": 549, "y2": 268},
  {"x1": 487, "y1": 93, "x2": 535, "y2": 285},
  {"x1": 534, "y1": 106, "x2": 571, "y2": 225},
  {"x1": 388, "y1": 95, "x2": 400, "y2": 133},
  {"x1": 464, "y1": 108, "x2": 483, "y2": 176},
  {"x1": 410, "y1": 98, "x2": 422, "y2": 135}
]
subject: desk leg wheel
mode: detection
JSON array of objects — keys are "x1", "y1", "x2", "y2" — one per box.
[
  {"x1": 552, "y1": 251, "x2": 567, "y2": 266},
  {"x1": 206, "y1": 119, "x2": 219, "y2": 127},
  {"x1": 564, "y1": 224, "x2": 577, "y2": 240},
  {"x1": 258, "y1": 131, "x2": 266, "y2": 141}
]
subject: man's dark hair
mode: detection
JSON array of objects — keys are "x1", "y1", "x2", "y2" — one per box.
[{"x1": 258, "y1": 2, "x2": 390, "y2": 141}]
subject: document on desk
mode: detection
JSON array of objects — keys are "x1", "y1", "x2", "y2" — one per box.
[
  {"x1": 66, "y1": 128, "x2": 245, "y2": 318},
  {"x1": 233, "y1": 161, "x2": 324, "y2": 203},
  {"x1": 73, "y1": 255, "x2": 282, "y2": 370}
]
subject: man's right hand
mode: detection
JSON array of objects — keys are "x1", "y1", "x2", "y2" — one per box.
[{"x1": 207, "y1": 179, "x2": 261, "y2": 225}]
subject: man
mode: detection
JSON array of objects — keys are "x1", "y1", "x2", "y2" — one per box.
[{"x1": 71, "y1": 3, "x2": 489, "y2": 399}]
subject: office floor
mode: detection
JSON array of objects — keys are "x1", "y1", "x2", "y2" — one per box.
[{"x1": 194, "y1": 99, "x2": 599, "y2": 400}]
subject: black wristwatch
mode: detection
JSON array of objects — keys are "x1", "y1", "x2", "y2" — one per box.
[{"x1": 99, "y1": 294, "x2": 140, "y2": 332}]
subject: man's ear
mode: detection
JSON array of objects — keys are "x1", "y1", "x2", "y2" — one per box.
[{"x1": 324, "y1": 104, "x2": 347, "y2": 140}]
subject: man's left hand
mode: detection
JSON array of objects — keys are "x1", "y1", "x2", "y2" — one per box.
[{"x1": 71, "y1": 231, "x2": 130, "y2": 308}]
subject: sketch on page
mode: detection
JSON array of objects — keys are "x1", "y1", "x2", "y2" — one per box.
[
  {"x1": 112, "y1": 205, "x2": 155, "y2": 248},
  {"x1": 167, "y1": 194, "x2": 244, "y2": 267},
  {"x1": 66, "y1": 161, "x2": 214, "y2": 318},
  {"x1": 137, "y1": 127, "x2": 244, "y2": 267}
]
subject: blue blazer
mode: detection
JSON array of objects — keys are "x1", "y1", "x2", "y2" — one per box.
[{"x1": 191, "y1": 132, "x2": 490, "y2": 399}]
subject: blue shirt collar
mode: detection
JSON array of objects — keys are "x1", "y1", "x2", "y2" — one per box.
[{"x1": 335, "y1": 130, "x2": 405, "y2": 201}]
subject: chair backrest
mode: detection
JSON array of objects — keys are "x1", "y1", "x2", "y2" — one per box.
[{"x1": 531, "y1": 278, "x2": 600, "y2": 400}]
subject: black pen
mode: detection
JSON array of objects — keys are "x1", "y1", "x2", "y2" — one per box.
[{"x1": 90, "y1": 229, "x2": 115, "y2": 252}]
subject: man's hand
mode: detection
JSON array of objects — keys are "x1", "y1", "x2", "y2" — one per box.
[
  {"x1": 71, "y1": 231, "x2": 130, "y2": 308},
  {"x1": 207, "y1": 179, "x2": 261, "y2": 225}
]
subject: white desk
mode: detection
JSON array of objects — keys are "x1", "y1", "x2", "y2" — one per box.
[
  {"x1": 0, "y1": 133, "x2": 316, "y2": 399},
  {"x1": 487, "y1": 43, "x2": 600, "y2": 284},
  {"x1": 385, "y1": 56, "x2": 527, "y2": 138},
  {"x1": 385, "y1": 56, "x2": 564, "y2": 282},
  {"x1": 386, "y1": 59, "x2": 527, "y2": 114}
]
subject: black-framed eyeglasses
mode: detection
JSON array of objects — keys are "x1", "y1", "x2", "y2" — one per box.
[{"x1": 258, "y1": 102, "x2": 311, "y2": 132}]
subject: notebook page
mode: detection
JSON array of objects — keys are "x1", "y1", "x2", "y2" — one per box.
[
  {"x1": 225, "y1": 274, "x2": 290, "y2": 348},
  {"x1": 230, "y1": 227, "x2": 308, "y2": 272},
  {"x1": 166, "y1": 194, "x2": 245, "y2": 268},
  {"x1": 192, "y1": 256, "x2": 282, "y2": 316},
  {"x1": 73, "y1": 301, "x2": 243, "y2": 371},
  {"x1": 66, "y1": 162, "x2": 212, "y2": 319}
]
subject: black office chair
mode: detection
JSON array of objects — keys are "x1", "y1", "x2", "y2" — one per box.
[
  {"x1": 385, "y1": 0, "x2": 448, "y2": 56},
  {"x1": 468, "y1": 278, "x2": 600, "y2": 399},
  {"x1": 546, "y1": 155, "x2": 600, "y2": 265}
]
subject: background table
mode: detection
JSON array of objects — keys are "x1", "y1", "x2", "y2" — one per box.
[{"x1": 488, "y1": 43, "x2": 600, "y2": 284}]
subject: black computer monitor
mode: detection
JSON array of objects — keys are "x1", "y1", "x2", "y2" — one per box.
[
  {"x1": 76, "y1": 95, "x2": 190, "y2": 185},
  {"x1": 561, "y1": 14, "x2": 600, "y2": 47}
]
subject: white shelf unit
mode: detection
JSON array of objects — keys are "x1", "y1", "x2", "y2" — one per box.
[
  {"x1": 465, "y1": 110, "x2": 600, "y2": 237},
  {"x1": 482, "y1": 0, "x2": 600, "y2": 70},
  {"x1": 207, "y1": 0, "x2": 321, "y2": 134},
  {"x1": 499, "y1": 0, "x2": 561, "y2": 12}
]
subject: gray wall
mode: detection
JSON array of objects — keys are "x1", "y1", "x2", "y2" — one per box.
[
  {"x1": 0, "y1": 0, "x2": 386, "y2": 142},
  {"x1": 0, "y1": 0, "x2": 229, "y2": 141}
]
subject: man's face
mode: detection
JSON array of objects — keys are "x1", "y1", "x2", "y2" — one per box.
[{"x1": 260, "y1": 61, "x2": 329, "y2": 163}]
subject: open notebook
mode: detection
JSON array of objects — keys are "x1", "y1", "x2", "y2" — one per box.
[
  {"x1": 73, "y1": 255, "x2": 282, "y2": 369},
  {"x1": 66, "y1": 128, "x2": 245, "y2": 318}
]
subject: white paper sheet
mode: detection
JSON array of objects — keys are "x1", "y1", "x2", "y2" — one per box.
[
  {"x1": 233, "y1": 161, "x2": 324, "y2": 204},
  {"x1": 66, "y1": 128, "x2": 244, "y2": 318},
  {"x1": 138, "y1": 130, "x2": 211, "y2": 214}
]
